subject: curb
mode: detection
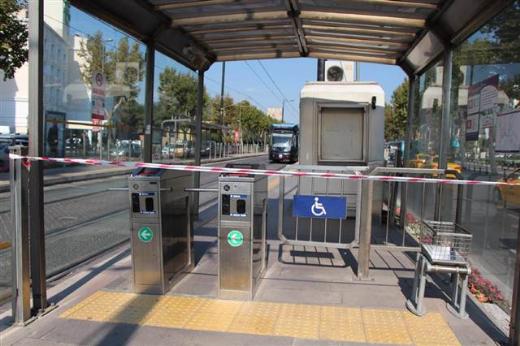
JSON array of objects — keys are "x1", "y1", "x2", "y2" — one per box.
[{"x1": 0, "y1": 153, "x2": 266, "y2": 193}]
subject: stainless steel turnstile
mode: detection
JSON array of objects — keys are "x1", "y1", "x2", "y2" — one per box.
[
  {"x1": 129, "y1": 167, "x2": 193, "y2": 294},
  {"x1": 218, "y1": 164, "x2": 268, "y2": 300}
]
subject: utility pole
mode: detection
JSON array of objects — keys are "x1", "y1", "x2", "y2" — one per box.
[
  {"x1": 282, "y1": 100, "x2": 285, "y2": 123},
  {"x1": 220, "y1": 63, "x2": 226, "y2": 120},
  {"x1": 282, "y1": 99, "x2": 294, "y2": 123}
]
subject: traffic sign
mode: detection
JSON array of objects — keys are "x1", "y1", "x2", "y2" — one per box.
[
  {"x1": 292, "y1": 195, "x2": 347, "y2": 219},
  {"x1": 227, "y1": 230, "x2": 244, "y2": 247},
  {"x1": 137, "y1": 226, "x2": 154, "y2": 243},
  {"x1": 91, "y1": 71, "x2": 106, "y2": 121}
]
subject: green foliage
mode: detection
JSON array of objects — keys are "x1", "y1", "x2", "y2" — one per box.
[
  {"x1": 385, "y1": 80, "x2": 409, "y2": 141},
  {"x1": 206, "y1": 95, "x2": 274, "y2": 143},
  {"x1": 77, "y1": 32, "x2": 145, "y2": 138},
  {"x1": 156, "y1": 67, "x2": 208, "y2": 122},
  {"x1": 0, "y1": 0, "x2": 28, "y2": 80}
]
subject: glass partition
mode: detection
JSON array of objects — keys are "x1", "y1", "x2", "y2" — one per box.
[{"x1": 448, "y1": 1, "x2": 520, "y2": 310}]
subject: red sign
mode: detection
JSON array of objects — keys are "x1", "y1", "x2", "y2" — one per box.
[
  {"x1": 92, "y1": 118, "x2": 102, "y2": 133},
  {"x1": 91, "y1": 71, "x2": 106, "y2": 121},
  {"x1": 233, "y1": 130, "x2": 239, "y2": 144}
]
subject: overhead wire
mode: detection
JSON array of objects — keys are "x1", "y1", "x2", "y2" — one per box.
[
  {"x1": 243, "y1": 61, "x2": 282, "y2": 103},
  {"x1": 256, "y1": 60, "x2": 298, "y2": 115}
]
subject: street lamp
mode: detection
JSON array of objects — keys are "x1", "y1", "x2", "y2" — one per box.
[{"x1": 282, "y1": 99, "x2": 294, "y2": 123}]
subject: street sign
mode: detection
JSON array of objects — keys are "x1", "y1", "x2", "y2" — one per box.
[
  {"x1": 92, "y1": 118, "x2": 102, "y2": 133},
  {"x1": 292, "y1": 195, "x2": 347, "y2": 219},
  {"x1": 227, "y1": 229, "x2": 244, "y2": 247},
  {"x1": 91, "y1": 71, "x2": 106, "y2": 121},
  {"x1": 137, "y1": 226, "x2": 154, "y2": 243}
]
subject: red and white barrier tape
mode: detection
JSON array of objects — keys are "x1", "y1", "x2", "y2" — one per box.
[{"x1": 9, "y1": 154, "x2": 514, "y2": 187}]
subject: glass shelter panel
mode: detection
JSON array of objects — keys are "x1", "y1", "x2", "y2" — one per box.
[
  {"x1": 40, "y1": 3, "x2": 147, "y2": 278},
  {"x1": 448, "y1": 1, "x2": 520, "y2": 310}
]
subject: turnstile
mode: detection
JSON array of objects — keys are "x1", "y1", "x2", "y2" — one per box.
[
  {"x1": 129, "y1": 167, "x2": 193, "y2": 294},
  {"x1": 218, "y1": 164, "x2": 268, "y2": 300}
]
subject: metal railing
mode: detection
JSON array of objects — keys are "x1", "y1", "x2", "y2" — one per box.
[
  {"x1": 369, "y1": 167, "x2": 458, "y2": 250},
  {"x1": 277, "y1": 164, "x2": 369, "y2": 249}
]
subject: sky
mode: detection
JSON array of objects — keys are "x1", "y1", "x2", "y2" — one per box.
[{"x1": 65, "y1": 6, "x2": 406, "y2": 125}]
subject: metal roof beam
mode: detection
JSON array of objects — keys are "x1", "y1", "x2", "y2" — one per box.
[
  {"x1": 302, "y1": 24, "x2": 417, "y2": 38},
  {"x1": 171, "y1": 10, "x2": 287, "y2": 26},
  {"x1": 306, "y1": 45, "x2": 401, "y2": 58},
  {"x1": 190, "y1": 24, "x2": 293, "y2": 35},
  {"x1": 193, "y1": 28, "x2": 296, "y2": 41},
  {"x1": 215, "y1": 44, "x2": 298, "y2": 56},
  {"x1": 301, "y1": 6, "x2": 429, "y2": 20},
  {"x1": 155, "y1": 0, "x2": 243, "y2": 11},
  {"x1": 327, "y1": 0, "x2": 439, "y2": 10},
  {"x1": 304, "y1": 29, "x2": 415, "y2": 42},
  {"x1": 300, "y1": 11, "x2": 426, "y2": 28},
  {"x1": 285, "y1": 0, "x2": 309, "y2": 57},
  {"x1": 213, "y1": 44, "x2": 298, "y2": 52},
  {"x1": 306, "y1": 38, "x2": 405, "y2": 53},
  {"x1": 306, "y1": 35, "x2": 409, "y2": 49},
  {"x1": 210, "y1": 39, "x2": 297, "y2": 50},
  {"x1": 216, "y1": 51, "x2": 301, "y2": 61},
  {"x1": 308, "y1": 51, "x2": 396, "y2": 64},
  {"x1": 302, "y1": 19, "x2": 419, "y2": 33}
]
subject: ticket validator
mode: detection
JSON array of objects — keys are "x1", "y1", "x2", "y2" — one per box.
[
  {"x1": 128, "y1": 168, "x2": 193, "y2": 294},
  {"x1": 218, "y1": 164, "x2": 268, "y2": 300}
]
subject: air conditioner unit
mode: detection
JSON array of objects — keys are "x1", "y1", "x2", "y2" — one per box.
[{"x1": 324, "y1": 60, "x2": 356, "y2": 82}]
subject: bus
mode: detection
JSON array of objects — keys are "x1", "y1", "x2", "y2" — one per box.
[{"x1": 269, "y1": 123, "x2": 299, "y2": 163}]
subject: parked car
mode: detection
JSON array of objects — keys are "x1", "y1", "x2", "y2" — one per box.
[
  {"x1": 161, "y1": 144, "x2": 175, "y2": 158},
  {"x1": 0, "y1": 134, "x2": 29, "y2": 172},
  {"x1": 174, "y1": 141, "x2": 194, "y2": 158},
  {"x1": 430, "y1": 156, "x2": 462, "y2": 179},
  {"x1": 497, "y1": 168, "x2": 520, "y2": 207},
  {"x1": 200, "y1": 140, "x2": 216, "y2": 157},
  {"x1": 409, "y1": 153, "x2": 462, "y2": 179},
  {"x1": 111, "y1": 140, "x2": 142, "y2": 158},
  {"x1": 408, "y1": 153, "x2": 431, "y2": 168}
]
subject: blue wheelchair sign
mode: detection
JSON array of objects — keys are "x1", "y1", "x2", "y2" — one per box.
[{"x1": 292, "y1": 195, "x2": 347, "y2": 219}]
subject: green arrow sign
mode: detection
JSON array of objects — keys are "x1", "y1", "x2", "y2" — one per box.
[
  {"x1": 227, "y1": 230, "x2": 244, "y2": 247},
  {"x1": 137, "y1": 226, "x2": 154, "y2": 243}
]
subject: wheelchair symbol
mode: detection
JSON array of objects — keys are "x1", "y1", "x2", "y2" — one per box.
[{"x1": 311, "y1": 197, "x2": 327, "y2": 217}]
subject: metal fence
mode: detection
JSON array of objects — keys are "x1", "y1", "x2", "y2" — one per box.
[{"x1": 277, "y1": 164, "x2": 369, "y2": 248}]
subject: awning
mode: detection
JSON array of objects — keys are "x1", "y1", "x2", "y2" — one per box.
[{"x1": 69, "y1": 0, "x2": 511, "y2": 75}]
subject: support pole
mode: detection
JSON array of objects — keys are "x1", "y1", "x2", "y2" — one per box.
[
  {"x1": 317, "y1": 58, "x2": 325, "y2": 81},
  {"x1": 192, "y1": 70, "x2": 204, "y2": 217},
  {"x1": 219, "y1": 62, "x2": 225, "y2": 125},
  {"x1": 510, "y1": 214, "x2": 520, "y2": 345},
  {"x1": 435, "y1": 48, "x2": 453, "y2": 221},
  {"x1": 439, "y1": 48, "x2": 453, "y2": 171},
  {"x1": 10, "y1": 146, "x2": 31, "y2": 325},
  {"x1": 404, "y1": 76, "x2": 417, "y2": 165},
  {"x1": 357, "y1": 180, "x2": 373, "y2": 280},
  {"x1": 143, "y1": 41, "x2": 155, "y2": 163},
  {"x1": 28, "y1": 0, "x2": 47, "y2": 313}
]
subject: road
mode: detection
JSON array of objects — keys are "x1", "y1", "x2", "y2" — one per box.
[{"x1": 0, "y1": 155, "x2": 283, "y2": 296}]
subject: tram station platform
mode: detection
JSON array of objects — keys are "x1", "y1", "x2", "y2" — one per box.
[{"x1": 1, "y1": 199, "x2": 505, "y2": 346}]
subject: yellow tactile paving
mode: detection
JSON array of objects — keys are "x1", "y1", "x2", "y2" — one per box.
[
  {"x1": 274, "y1": 303, "x2": 321, "y2": 339},
  {"x1": 403, "y1": 311, "x2": 461, "y2": 346},
  {"x1": 60, "y1": 291, "x2": 460, "y2": 345},
  {"x1": 320, "y1": 306, "x2": 366, "y2": 343}
]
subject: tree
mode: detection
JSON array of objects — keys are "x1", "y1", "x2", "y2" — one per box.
[
  {"x1": 156, "y1": 67, "x2": 208, "y2": 122},
  {"x1": 385, "y1": 80, "x2": 409, "y2": 141},
  {"x1": 0, "y1": 0, "x2": 28, "y2": 80},
  {"x1": 77, "y1": 33, "x2": 145, "y2": 139}
]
